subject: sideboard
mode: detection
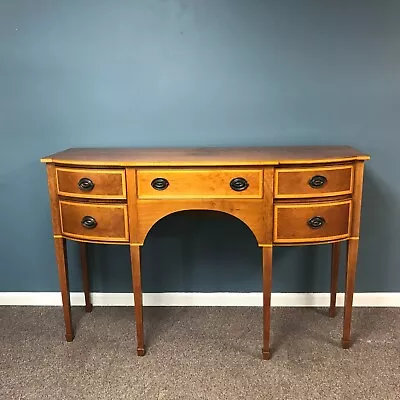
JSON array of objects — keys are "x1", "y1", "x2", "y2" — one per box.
[{"x1": 41, "y1": 146, "x2": 370, "y2": 359}]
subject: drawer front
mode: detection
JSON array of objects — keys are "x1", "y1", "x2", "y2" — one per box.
[
  {"x1": 136, "y1": 168, "x2": 263, "y2": 199},
  {"x1": 56, "y1": 168, "x2": 126, "y2": 199},
  {"x1": 274, "y1": 200, "x2": 351, "y2": 243},
  {"x1": 275, "y1": 165, "x2": 353, "y2": 198},
  {"x1": 59, "y1": 201, "x2": 129, "y2": 242}
]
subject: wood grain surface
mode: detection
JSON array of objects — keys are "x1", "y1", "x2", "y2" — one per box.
[{"x1": 41, "y1": 146, "x2": 370, "y2": 167}]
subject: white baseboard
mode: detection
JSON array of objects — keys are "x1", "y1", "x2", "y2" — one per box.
[{"x1": 0, "y1": 292, "x2": 399, "y2": 307}]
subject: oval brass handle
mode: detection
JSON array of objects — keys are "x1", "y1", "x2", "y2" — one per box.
[
  {"x1": 78, "y1": 177, "x2": 95, "y2": 192},
  {"x1": 307, "y1": 216, "x2": 326, "y2": 229},
  {"x1": 309, "y1": 175, "x2": 327, "y2": 188},
  {"x1": 230, "y1": 177, "x2": 249, "y2": 192},
  {"x1": 151, "y1": 177, "x2": 169, "y2": 191},
  {"x1": 81, "y1": 216, "x2": 97, "y2": 229}
]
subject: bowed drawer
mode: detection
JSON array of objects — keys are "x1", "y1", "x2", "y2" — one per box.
[
  {"x1": 274, "y1": 165, "x2": 353, "y2": 199},
  {"x1": 59, "y1": 201, "x2": 129, "y2": 242},
  {"x1": 273, "y1": 199, "x2": 352, "y2": 244},
  {"x1": 56, "y1": 167, "x2": 126, "y2": 199}
]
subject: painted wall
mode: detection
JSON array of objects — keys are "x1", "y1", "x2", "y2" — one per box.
[{"x1": 1, "y1": 0, "x2": 399, "y2": 293}]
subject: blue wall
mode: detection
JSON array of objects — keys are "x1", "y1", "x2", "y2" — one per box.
[{"x1": 1, "y1": 0, "x2": 399, "y2": 293}]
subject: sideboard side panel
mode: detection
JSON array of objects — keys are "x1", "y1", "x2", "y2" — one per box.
[
  {"x1": 263, "y1": 167, "x2": 275, "y2": 245},
  {"x1": 46, "y1": 163, "x2": 62, "y2": 235},
  {"x1": 350, "y1": 161, "x2": 366, "y2": 238},
  {"x1": 126, "y1": 167, "x2": 140, "y2": 245}
]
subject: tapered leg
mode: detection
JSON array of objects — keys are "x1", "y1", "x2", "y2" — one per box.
[
  {"x1": 130, "y1": 245, "x2": 145, "y2": 356},
  {"x1": 329, "y1": 242, "x2": 340, "y2": 318},
  {"x1": 342, "y1": 239, "x2": 359, "y2": 349},
  {"x1": 262, "y1": 246, "x2": 273, "y2": 360},
  {"x1": 54, "y1": 237, "x2": 73, "y2": 341},
  {"x1": 80, "y1": 242, "x2": 93, "y2": 313}
]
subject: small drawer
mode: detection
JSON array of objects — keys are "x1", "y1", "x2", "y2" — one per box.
[
  {"x1": 274, "y1": 165, "x2": 353, "y2": 198},
  {"x1": 136, "y1": 168, "x2": 263, "y2": 199},
  {"x1": 274, "y1": 200, "x2": 351, "y2": 244},
  {"x1": 59, "y1": 201, "x2": 129, "y2": 242},
  {"x1": 56, "y1": 168, "x2": 126, "y2": 199}
]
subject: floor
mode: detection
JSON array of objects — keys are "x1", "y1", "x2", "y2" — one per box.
[{"x1": 1, "y1": 306, "x2": 399, "y2": 399}]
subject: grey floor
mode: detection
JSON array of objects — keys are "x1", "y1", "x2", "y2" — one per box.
[{"x1": 1, "y1": 306, "x2": 399, "y2": 400}]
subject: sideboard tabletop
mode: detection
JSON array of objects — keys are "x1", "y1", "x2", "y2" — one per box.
[{"x1": 41, "y1": 146, "x2": 369, "y2": 167}]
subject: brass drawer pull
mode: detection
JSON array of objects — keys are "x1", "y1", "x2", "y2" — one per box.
[
  {"x1": 307, "y1": 216, "x2": 325, "y2": 229},
  {"x1": 81, "y1": 216, "x2": 97, "y2": 229},
  {"x1": 78, "y1": 177, "x2": 95, "y2": 192},
  {"x1": 308, "y1": 175, "x2": 327, "y2": 188},
  {"x1": 230, "y1": 177, "x2": 249, "y2": 192},
  {"x1": 151, "y1": 177, "x2": 169, "y2": 191}
]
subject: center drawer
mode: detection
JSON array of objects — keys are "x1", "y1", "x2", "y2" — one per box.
[
  {"x1": 59, "y1": 201, "x2": 129, "y2": 242},
  {"x1": 136, "y1": 168, "x2": 263, "y2": 199},
  {"x1": 274, "y1": 199, "x2": 351, "y2": 244}
]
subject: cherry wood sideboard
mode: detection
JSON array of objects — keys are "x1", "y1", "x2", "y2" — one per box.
[{"x1": 41, "y1": 146, "x2": 370, "y2": 359}]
